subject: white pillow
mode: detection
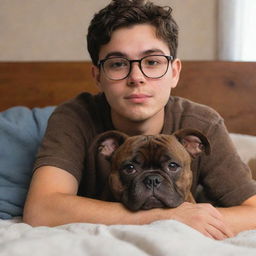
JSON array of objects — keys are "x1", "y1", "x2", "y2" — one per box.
[{"x1": 230, "y1": 133, "x2": 256, "y2": 179}]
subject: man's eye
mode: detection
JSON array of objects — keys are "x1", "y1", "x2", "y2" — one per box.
[
  {"x1": 106, "y1": 59, "x2": 128, "y2": 69},
  {"x1": 146, "y1": 59, "x2": 159, "y2": 66},
  {"x1": 111, "y1": 62, "x2": 126, "y2": 68},
  {"x1": 168, "y1": 162, "x2": 180, "y2": 171},
  {"x1": 144, "y1": 56, "x2": 165, "y2": 66},
  {"x1": 122, "y1": 164, "x2": 136, "y2": 175}
]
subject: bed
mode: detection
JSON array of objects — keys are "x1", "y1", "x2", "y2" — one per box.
[{"x1": 0, "y1": 61, "x2": 256, "y2": 256}]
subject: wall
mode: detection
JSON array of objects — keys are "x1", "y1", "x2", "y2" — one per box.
[{"x1": 0, "y1": 0, "x2": 217, "y2": 61}]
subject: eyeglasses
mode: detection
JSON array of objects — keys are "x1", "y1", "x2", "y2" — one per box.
[{"x1": 97, "y1": 55, "x2": 173, "y2": 81}]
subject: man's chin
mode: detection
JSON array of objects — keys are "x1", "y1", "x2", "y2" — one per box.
[{"x1": 114, "y1": 109, "x2": 153, "y2": 123}]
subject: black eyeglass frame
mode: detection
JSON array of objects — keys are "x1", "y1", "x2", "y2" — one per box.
[{"x1": 97, "y1": 55, "x2": 174, "y2": 81}]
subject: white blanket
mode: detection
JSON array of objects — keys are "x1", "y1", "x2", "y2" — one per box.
[{"x1": 1, "y1": 219, "x2": 256, "y2": 256}]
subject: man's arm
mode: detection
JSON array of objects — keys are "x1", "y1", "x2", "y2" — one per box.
[
  {"x1": 23, "y1": 166, "x2": 233, "y2": 240},
  {"x1": 218, "y1": 195, "x2": 256, "y2": 235},
  {"x1": 23, "y1": 166, "x2": 136, "y2": 226}
]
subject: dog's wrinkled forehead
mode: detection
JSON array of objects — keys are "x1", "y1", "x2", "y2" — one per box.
[{"x1": 116, "y1": 134, "x2": 190, "y2": 166}]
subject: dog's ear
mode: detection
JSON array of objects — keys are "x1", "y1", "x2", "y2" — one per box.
[
  {"x1": 96, "y1": 130, "x2": 129, "y2": 159},
  {"x1": 174, "y1": 129, "x2": 211, "y2": 158},
  {"x1": 84, "y1": 131, "x2": 129, "y2": 198}
]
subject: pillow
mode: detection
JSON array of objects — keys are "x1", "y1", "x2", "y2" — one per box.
[
  {"x1": 0, "y1": 106, "x2": 55, "y2": 219},
  {"x1": 230, "y1": 133, "x2": 256, "y2": 179}
]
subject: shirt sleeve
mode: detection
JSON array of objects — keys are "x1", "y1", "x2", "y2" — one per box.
[
  {"x1": 199, "y1": 119, "x2": 256, "y2": 206},
  {"x1": 33, "y1": 103, "x2": 92, "y2": 182}
]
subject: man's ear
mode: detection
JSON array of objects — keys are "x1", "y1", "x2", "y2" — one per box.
[
  {"x1": 91, "y1": 65, "x2": 102, "y2": 91},
  {"x1": 174, "y1": 128, "x2": 211, "y2": 159},
  {"x1": 170, "y1": 58, "x2": 182, "y2": 89}
]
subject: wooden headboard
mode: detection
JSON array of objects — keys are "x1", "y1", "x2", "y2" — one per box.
[{"x1": 0, "y1": 61, "x2": 255, "y2": 135}]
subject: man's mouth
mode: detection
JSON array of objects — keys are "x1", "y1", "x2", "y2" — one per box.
[{"x1": 124, "y1": 94, "x2": 152, "y2": 103}]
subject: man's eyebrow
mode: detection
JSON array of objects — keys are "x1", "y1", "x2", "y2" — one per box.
[
  {"x1": 104, "y1": 52, "x2": 126, "y2": 59},
  {"x1": 142, "y1": 48, "x2": 166, "y2": 55},
  {"x1": 103, "y1": 49, "x2": 167, "y2": 60}
]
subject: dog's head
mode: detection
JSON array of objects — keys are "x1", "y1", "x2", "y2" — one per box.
[{"x1": 94, "y1": 129, "x2": 210, "y2": 211}]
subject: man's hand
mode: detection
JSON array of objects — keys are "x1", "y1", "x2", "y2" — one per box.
[{"x1": 167, "y1": 202, "x2": 234, "y2": 240}]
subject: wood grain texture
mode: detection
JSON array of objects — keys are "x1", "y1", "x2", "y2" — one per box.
[
  {"x1": 173, "y1": 61, "x2": 256, "y2": 135},
  {"x1": 0, "y1": 61, "x2": 255, "y2": 135},
  {"x1": 0, "y1": 62, "x2": 98, "y2": 109}
]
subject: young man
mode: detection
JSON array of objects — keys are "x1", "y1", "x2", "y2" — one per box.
[{"x1": 23, "y1": 0, "x2": 256, "y2": 240}]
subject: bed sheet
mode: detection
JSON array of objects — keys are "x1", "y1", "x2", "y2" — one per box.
[{"x1": 1, "y1": 218, "x2": 256, "y2": 256}]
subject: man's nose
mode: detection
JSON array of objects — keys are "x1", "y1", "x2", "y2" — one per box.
[{"x1": 127, "y1": 63, "x2": 146, "y2": 86}]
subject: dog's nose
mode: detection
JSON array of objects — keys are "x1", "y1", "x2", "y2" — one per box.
[{"x1": 143, "y1": 175, "x2": 163, "y2": 189}]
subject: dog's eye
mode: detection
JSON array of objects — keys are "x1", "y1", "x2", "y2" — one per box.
[
  {"x1": 168, "y1": 162, "x2": 180, "y2": 171},
  {"x1": 122, "y1": 164, "x2": 136, "y2": 175}
]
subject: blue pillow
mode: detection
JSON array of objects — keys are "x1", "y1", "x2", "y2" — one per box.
[{"x1": 0, "y1": 106, "x2": 55, "y2": 219}]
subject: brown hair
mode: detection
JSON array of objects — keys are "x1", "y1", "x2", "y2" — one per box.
[{"x1": 87, "y1": 0, "x2": 179, "y2": 65}]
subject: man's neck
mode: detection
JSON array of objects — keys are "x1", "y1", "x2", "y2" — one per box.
[{"x1": 111, "y1": 109, "x2": 165, "y2": 136}]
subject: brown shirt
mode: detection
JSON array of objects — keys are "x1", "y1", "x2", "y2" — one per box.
[{"x1": 34, "y1": 92, "x2": 256, "y2": 206}]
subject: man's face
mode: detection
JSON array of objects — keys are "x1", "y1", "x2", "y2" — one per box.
[{"x1": 93, "y1": 24, "x2": 181, "y2": 126}]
